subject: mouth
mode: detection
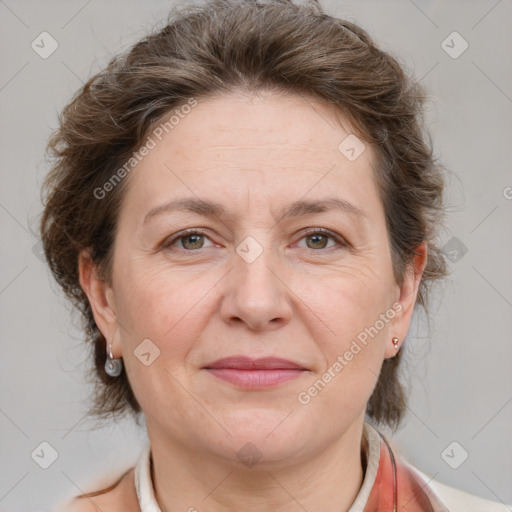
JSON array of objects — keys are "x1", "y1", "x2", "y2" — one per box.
[{"x1": 203, "y1": 356, "x2": 308, "y2": 390}]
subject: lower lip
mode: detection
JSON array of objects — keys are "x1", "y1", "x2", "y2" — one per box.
[{"x1": 205, "y1": 368, "x2": 305, "y2": 389}]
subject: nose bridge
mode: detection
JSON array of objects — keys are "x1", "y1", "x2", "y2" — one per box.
[
  {"x1": 236, "y1": 239, "x2": 276, "y2": 291},
  {"x1": 234, "y1": 234, "x2": 281, "y2": 303},
  {"x1": 220, "y1": 233, "x2": 292, "y2": 330}
]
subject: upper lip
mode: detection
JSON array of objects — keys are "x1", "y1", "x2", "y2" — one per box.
[{"x1": 204, "y1": 356, "x2": 306, "y2": 370}]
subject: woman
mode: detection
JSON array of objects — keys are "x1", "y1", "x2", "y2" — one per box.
[{"x1": 40, "y1": 0, "x2": 508, "y2": 511}]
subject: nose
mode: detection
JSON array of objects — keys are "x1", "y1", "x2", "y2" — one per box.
[{"x1": 220, "y1": 245, "x2": 293, "y2": 331}]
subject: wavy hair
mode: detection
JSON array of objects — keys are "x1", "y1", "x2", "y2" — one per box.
[{"x1": 40, "y1": 0, "x2": 447, "y2": 431}]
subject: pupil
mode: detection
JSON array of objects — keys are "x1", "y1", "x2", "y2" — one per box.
[
  {"x1": 184, "y1": 234, "x2": 203, "y2": 249},
  {"x1": 308, "y1": 234, "x2": 327, "y2": 249}
]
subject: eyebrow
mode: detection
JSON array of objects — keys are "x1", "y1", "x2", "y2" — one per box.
[{"x1": 143, "y1": 196, "x2": 366, "y2": 225}]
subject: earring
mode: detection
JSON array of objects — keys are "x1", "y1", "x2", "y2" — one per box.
[
  {"x1": 392, "y1": 337, "x2": 399, "y2": 350},
  {"x1": 104, "y1": 343, "x2": 123, "y2": 377}
]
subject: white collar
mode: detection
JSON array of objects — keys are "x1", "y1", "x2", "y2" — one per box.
[
  {"x1": 134, "y1": 422, "x2": 382, "y2": 512},
  {"x1": 347, "y1": 422, "x2": 382, "y2": 512}
]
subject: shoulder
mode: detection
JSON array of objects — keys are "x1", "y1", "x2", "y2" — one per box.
[
  {"x1": 52, "y1": 467, "x2": 139, "y2": 512},
  {"x1": 409, "y1": 464, "x2": 511, "y2": 512}
]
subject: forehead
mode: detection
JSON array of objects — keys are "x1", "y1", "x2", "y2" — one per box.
[
  {"x1": 121, "y1": 92, "x2": 380, "y2": 216},
  {"x1": 153, "y1": 92, "x2": 359, "y2": 157}
]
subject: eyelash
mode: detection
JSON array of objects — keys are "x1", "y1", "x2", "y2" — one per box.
[{"x1": 161, "y1": 227, "x2": 349, "y2": 253}]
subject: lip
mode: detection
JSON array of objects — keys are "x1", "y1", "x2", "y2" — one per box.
[
  {"x1": 204, "y1": 356, "x2": 306, "y2": 370},
  {"x1": 203, "y1": 356, "x2": 308, "y2": 390}
]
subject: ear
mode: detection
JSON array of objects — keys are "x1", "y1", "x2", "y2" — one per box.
[
  {"x1": 384, "y1": 240, "x2": 428, "y2": 359},
  {"x1": 78, "y1": 250, "x2": 121, "y2": 358}
]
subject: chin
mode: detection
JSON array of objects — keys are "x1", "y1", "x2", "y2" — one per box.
[{"x1": 200, "y1": 411, "x2": 315, "y2": 465}]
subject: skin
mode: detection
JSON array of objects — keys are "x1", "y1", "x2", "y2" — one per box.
[{"x1": 78, "y1": 91, "x2": 427, "y2": 512}]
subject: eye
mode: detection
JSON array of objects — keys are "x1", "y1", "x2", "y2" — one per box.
[
  {"x1": 296, "y1": 228, "x2": 347, "y2": 251},
  {"x1": 162, "y1": 229, "x2": 216, "y2": 251},
  {"x1": 160, "y1": 227, "x2": 348, "y2": 253}
]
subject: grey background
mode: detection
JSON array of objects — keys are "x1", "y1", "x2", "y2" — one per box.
[{"x1": 1, "y1": 0, "x2": 511, "y2": 510}]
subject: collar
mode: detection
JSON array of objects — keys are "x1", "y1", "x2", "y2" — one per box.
[{"x1": 134, "y1": 421, "x2": 382, "y2": 512}]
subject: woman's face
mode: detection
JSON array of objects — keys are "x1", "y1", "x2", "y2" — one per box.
[{"x1": 83, "y1": 92, "x2": 425, "y2": 465}]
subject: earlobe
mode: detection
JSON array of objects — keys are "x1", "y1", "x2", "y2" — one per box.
[{"x1": 78, "y1": 250, "x2": 119, "y2": 354}]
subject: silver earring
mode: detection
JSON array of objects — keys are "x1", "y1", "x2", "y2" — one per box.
[
  {"x1": 392, "y1": 337, "x2": 399, "y2": 350},
  {"x1": 105, "y1": 343, "x2": 123, "y2": 377}
]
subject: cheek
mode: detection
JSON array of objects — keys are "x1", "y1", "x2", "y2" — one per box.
[
  {"x1": 302, "y1": 261, "x2": 395, "y2": 345},
  {"x1": 113, "y1": 266, "x2": 219, "y2": 421},
  {"x1": 298, "y1": 286, "x2": 389, "y2": 421},
  {"x1": 114, "y1": 262, "x2": 218, "y2": 358},
  {"x1": 294, "y1": 261, "x2": 395, "y2": 409}
]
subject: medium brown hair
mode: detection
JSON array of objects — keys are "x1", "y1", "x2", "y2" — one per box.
[{"x1": 40, "y1": 0, "x2": 447, "y2": 431}]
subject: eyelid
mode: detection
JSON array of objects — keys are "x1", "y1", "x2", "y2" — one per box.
[
  {"x1": 295, "y1": 227, "x2": 349, "y2": 249},
  {"x1": 160, "y1": 227, "x2": 349, "y2": 252},
  {"x1": 161, "y1": 228, "x2": 216, "y2": 250}
]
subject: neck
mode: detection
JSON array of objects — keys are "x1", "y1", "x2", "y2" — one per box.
[{"x1": 148, "y1": 419, "x2": 367, "y2": 512}]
